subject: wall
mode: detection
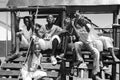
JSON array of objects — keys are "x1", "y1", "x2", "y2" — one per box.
[{"x1": 0, "y1": 0, "x2": 11, "y2": 57}]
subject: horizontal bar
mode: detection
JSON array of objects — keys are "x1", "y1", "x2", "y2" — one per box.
[{"x1": 0, "y1": 6, "x2": 66, "y2": 12}]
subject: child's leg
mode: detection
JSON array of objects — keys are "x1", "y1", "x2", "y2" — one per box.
[
  {"x1": 50, "y1": 38, "x2": 59, "y2": 65},
  {"x1": 74, "y1": 41, "x2": 84, "y2": 62},
  {"x1": 50, "y1": 35, "x2": 62, "y2": 65},
  {"x1": 99, "y1": 36, "x2": 119, "y2": 61},
  {"x1": 74, "y1": 41, "x2": 84, "y2": 67},
  {"x1": 86, "y1": 42, "x2": 100, "y2": 76},
  {"x1": 32, "y1": 70, "x2": 47, "y2": 80},
  {"x1": 108, "y1": 48, "x2": 119, "y2": 61}
]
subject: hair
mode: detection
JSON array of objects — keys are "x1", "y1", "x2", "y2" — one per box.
[
  {"x1": 64, "y1": 17, "x2": 71, "y2": 26},
  {"x1": 23, "y1": 16, "x2": 31, "y2": 23},
  {"x1": 23, "y1": 16, "x2": 33, "y2": 30},
  {"x1": 47, "y1": 15, "x2": 54, "y2": 19},
  {"x1": 46, "y1": 15, "x2": 55, "y2": 23},
  {"x1": 35, "y1": 23, "x2": 42, "y2": 28}
]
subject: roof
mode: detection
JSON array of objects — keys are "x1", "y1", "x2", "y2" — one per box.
[
  {"x1": 6, "y1": 0, "x2": 120, "y2": 14},
  {"x1": 7, "y1": 0, "x2": 120, "y2": 7}
]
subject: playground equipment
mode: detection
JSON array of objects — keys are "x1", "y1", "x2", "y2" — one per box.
[{"x1": 0, "y1": 0, "x2": 120, "y2": 80}]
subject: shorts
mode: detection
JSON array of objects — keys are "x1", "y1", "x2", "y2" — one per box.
[
  {"x1": 37, "y1": 35, "x2": 61, "y2": 50},
  {"x1": 98, "y1": 36, "x2": 113, "y2": 50},
  {"x1": 92, "y1": 39, "x2": 103, "y2": 52},
  {"x1": 20, "y1": 35, "x2": 30, "y2": 48}
]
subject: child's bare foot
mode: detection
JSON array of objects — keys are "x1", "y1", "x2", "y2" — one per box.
[
  {"x1": 14, "y1": 51, "x2": 19, "y2": 55},
  {"x1": 113, "y1": 57, "x2": 120, "y2": 62}
]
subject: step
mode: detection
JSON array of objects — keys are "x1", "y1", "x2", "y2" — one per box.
[
  {"x1": 13, "y1": 55, "x2": 63, "y2": 63},
  {"x1": 19, "y1": 77, "x2": 54, "y2": 80},
  {"x1": 73, "y1": 77, "x2": 92, "y2": 80},
  {"x1": 77, "y1": 63, "x2": 93, "y2": 70},
  {"x1": 0, "y1": 70, "x2": 20, "y2": 76},
  {"x1": 12, "y1": 57, "x2": 63, "y2": 65},
  {"x1": 13, "y1": 56, "x2": 48, "y2": 63},
  {"x1": 13, "y1": 56, "x2": 54, "y2": 63},
  {"x1": 12, "y1": 56, "x2": 25, "y2": 63},
  {"x1": 41, "y1": 63, "x2": 60, "y2": 70},
  {"x1": 42, "y1": 78, "x2": 54, "y2": 80},
  {"x1": 0, "y1": 70, "x2": 59, "y2": 79},
  {"x1": 18, "y1": 71, "x2": 59, "y2": 79},
  {"x1": 47, "y1": 71, "x2": 58, "y2": 77},
  {"x1": 12, "y1": 55, "x2": 50, "y2": 63},
  {"x1": 1, "y1": 63, "x2": 22, "y2": 69},
  {"x1": 1, "y1": 62, "x2": 60, "y2": 70},
  {"x1": 66, "y1": 51, "x2": 91, "y2": 55},
  {"x1": 19, "y1": 71, "x2": 59, "y2": 78},
  {"x1": 103, "y1": 60, "x2": 120, "y2": 64},
  {"x1": 0, "y1": 78, "x2": 19, "y2": 80},
  {"x1": 1, "y1": 63, "x2": 61, "y2": 70},
  {"x1": 42, "y1": 57, "x2": 63, "y2": 63},
  {"x1": 114, "y1": 47, "x2": 119, "y2": 51},
  {"x1": 85, "y1": 58, "x2": 120, "y2": 64}
]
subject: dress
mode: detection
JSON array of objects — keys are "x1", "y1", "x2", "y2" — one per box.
[{"x1": 73, "y1": 17, "x2": 100, "y2": 75}]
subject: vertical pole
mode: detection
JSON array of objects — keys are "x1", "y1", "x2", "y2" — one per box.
[
  {"x1": 6, "y1": 12, "x2": 8, "y2": 57},
  {"x1": 118, "y1": 5, "x2": 120, "y2": 80},
  {"x1": 61, "y1": 10, "x2": 66, "y2": 29},
  {"x1": 112, "y1": 63, "x2": 116, "y2": 80},
  {"x1": 61, "y1": 8, "x2": 66, "y2": 80},
  {"x1": 11, "y1": 11, "x2": 16, "y2": 55},
  {"x1": 112, "y1": 8, "x2": 119, "y2": 80},
  {"x1": 113, "y1": 11, "x2": 118, "y2": 47}
]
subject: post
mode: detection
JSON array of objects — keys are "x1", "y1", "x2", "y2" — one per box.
[
  {"x1": 10, "y1": 11, "x2": 16, "y2": 54},
  {"x1": 61, "y1": 60, "x2": 66, "y2": 80},
  {"x1": 112, "y1": 7, "x2": 120, "y2": 80},
  {"x1": 112, "y1": 11, "x2": 118, "y2": 47},
  {"x1": 117, "y1": 5, "x2": 120, "y2": 80},
  {"x1": 61, "y1": 10, "x2": 66, "y2": 29},
  {"x1": 112, "y1": 63, "x2": 117, "y2": 80},
  {"x1": 6, "y1": 12, "x2": 8, "y2": 57}
]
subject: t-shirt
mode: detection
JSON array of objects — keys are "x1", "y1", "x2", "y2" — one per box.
[
  {"x1": 38, "y1": 24, "x2": 63, "y2": 39},
  {"x1": 20, "y1": 25, "x2": 32, "y2": 42}
]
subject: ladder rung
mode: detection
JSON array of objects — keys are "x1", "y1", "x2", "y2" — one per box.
[
  {"x1": 1, "y1": 63, "x2": 22, "y2": 69},
  {"x1": 0, "y1": 70, "x2": 20, "y2": 76}
]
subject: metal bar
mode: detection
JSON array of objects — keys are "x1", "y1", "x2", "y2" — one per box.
[
  {"x1": 113, "y1": 11, "x2": 118, "y2": 47},
  {"x1": 112, "y1": 64, "x2": 117, "y2": 80},
  {"x1": 61, "y1": 10, "x2": 66, "y2": 28},
  {"x1": 0, "y1": 6, "x2": 66, "y2": 12},
  {"x1": 11, "y1": 11, "x2": 16, "y2": 54},
  {"x1": 5, "y1": 12, "x2": 8, "y2": 57}
]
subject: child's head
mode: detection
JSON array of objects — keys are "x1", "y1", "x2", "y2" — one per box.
[
  {"x1": 35, "y1": 23, "x2": 41, "y2": 31},
  {"x1": 64, "y1": 17, "x2": 71, "y2": 26},
  {"x1": 35, "y1": 23, "x2": 44, "y2": 38},
  {"x1": 46, "y1": 15, "x2": 55, "y2": 24},
  {"x1": 74, "y1": 10, "x2": 83, "y2": 19},
  {"x1": 23, "y1": 16, "x2": 32, "y2": 29}
]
